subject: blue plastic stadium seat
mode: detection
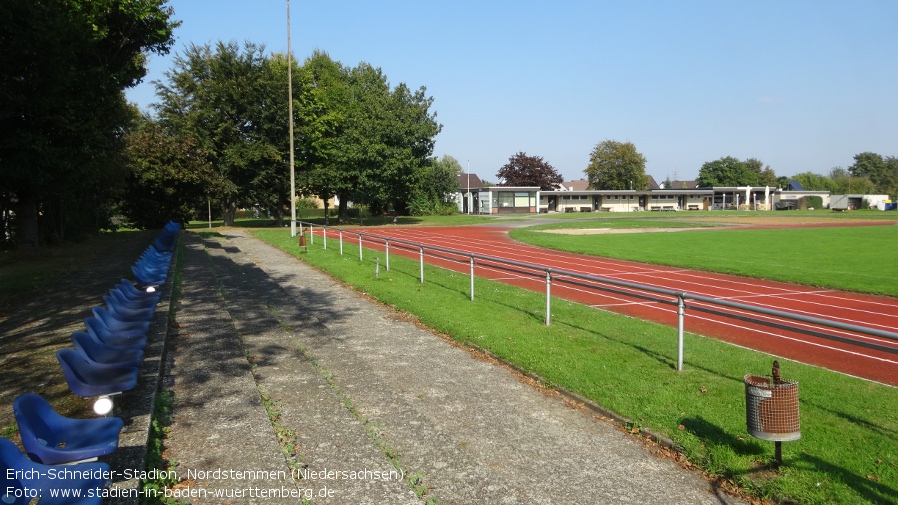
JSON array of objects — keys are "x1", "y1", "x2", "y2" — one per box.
[
  {"x1": 142, "y1": 248, "x2": 172, "y2": 267},
  {"x1": 114, "y1": 279, "x2": 162, "y2": 302},
  {"x1": 13, "y1": 393, "x2": 123, "y2": 465},
  {"x1": 154, "y1": 234, "x2": 176, "y2": 252},
  {"x1": 133, "y1": 262, "x2": 167, "y2": 279},
  {"x1": 102, "y1": 295, "x2": 155, "y2": 322},
  {"x1": 90, "y1": 307, "x2": 150, "y2": 337},
  {"x1": 141, "y1": 243, "x2": 172, "y2": 261},
  {"x1": 154, "y1": 221, "x2": 179, "y2": 252},
  {"x1": 164, "y1": 220, "x2": 180, "y2": 234},
  {"x1": 131, "y1": 265, "x2": 167, "y2": 289},
  {"x1": 56, "y1": 348, "x2": 139, "y2": 398},
  {"x1": 107, "y1": 288, "x2": 157, "y2": 311},
  {"x1": 1, "y1": 437, "x2": 108, "y2": 505},
  {"x1": 71, "y1": 331, "x2": 144, "y2": 368},
  {"x1": 135, "y1": 255, "x2": 169, "y2": 274},
  {"x1": 83, "y1": 317, "x2": 147, "y2": 350}
]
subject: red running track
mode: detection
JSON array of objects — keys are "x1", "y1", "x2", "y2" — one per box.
[{"x1": 320, "y1": 225, "x2": 898, "y2": 386}]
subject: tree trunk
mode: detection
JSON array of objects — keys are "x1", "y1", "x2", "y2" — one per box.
[
  {"x1": 272, "y1": 199, "x2": 284, "y2": 227},
  {"x1": 222, "y1": 199, "x2": 237, "y2": 226},
  {"x1": 14, "y1": 194, "x2": 39, "y2": 250},
  {"x1": 337, "y1": 193, "x2": 349, "y2": 223}
]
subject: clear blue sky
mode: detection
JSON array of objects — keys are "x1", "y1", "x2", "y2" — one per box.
[{"x1": 126, "y1": 0, "x2": 898, "y2": 184}]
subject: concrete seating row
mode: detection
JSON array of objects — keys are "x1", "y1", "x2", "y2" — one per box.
[{"x1": 2, "y1": 220, "x2": 179, "y2": 504}]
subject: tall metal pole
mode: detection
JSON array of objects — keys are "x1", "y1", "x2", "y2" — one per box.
[
  {"x1": 287, "y1": 0, "x2": 296, "y2": 237},
  {"x1": 467, "y1": 160, "x2": 471, "y2": 215}
]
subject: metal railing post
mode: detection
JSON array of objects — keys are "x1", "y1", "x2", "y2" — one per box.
[
  {"x1": 677, "y1": 294, "x2": 685, "y2": 371},
  {"x1": 309, "y1": 224, "x2": 314, "y2": 245},
  {"x1": 339, "y1": 230, "x2": 343, "y2": 255},
  {"x1": 419, "y1": 247, "x2": 424, "y2": 284},
  {"x1": 358, "y1": 234, "x2": 363, "y2": 262},
  {"x1": 385, "y1": 240, "x2": 390, "y2": 271},
  {"x1": 545, "y1": 269, "x2": 552, "y2": 326},
  {"x1": 323, "y1": 227, "x2": 327, "y2": 250},
  {"x1": 470, "y1": 255, "x2": 475, "y2": 301},
  {"x1": 299, "y1": 222, "x2": 303, "y2": 237}
]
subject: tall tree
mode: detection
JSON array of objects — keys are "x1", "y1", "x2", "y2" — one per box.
[
  {"x1": 849, "y1": 152, "x2": 885, "y2": 179},
  {"x1": 248, "y1": 52, "x2": 297, "y2": 225},
  {"x1": 295, "y1": 51, "x2": 348, "y2": 222},
  {"x1": 827, "y1": 167, "x2": 876, "y2": 195},
  {"x1": 850, "y1": 152, "x2": 898, "y2": 197},
  {"x1": 584, "y1": 140, "x2": 648, "y2": 190},
  {"x1": 0, "y1": 0, "x2": 177, "y2": 247},
  {"x1": 745, "y1": 158, "x2": 778, "y2": 187},
  {"x1": 497, "y1": 152, "x2": 563, "y2": 190},
  {"x1": 409, "y1": 155, "x2": 461, "y2": 215},
  {"x1": 329, "y1": 62, "x2": 393, "y2": 220},
  {"x1": 696, "y1": 156, "x2": 758, "y2": 187},
  {"x1": 790, "y1": 171, "x2": 834, "y2": 192},
  {"x1": 882, "y1": 157, "x2": 898, "y2": 198},
  {"x1": 122, "y1": 120, "x2": 219, "y2": 228},
  {"x1": 330, "y1": 62, "x2": 441, "y2": 220},
  {"x1": 155, "y1": 41, "x2": 274, "y2": 225}
]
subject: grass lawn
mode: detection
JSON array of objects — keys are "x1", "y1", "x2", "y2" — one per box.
[{"x1": 251, "y1": 223, "x2": 898, "y2": 505}]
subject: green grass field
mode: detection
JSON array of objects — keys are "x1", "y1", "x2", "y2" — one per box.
[
  {"x1": 250, "y1": 216, "x2": 898, "y2": 505},
  {"x1": 511, "y1": 219, "x2": 898, "y2": 297}
]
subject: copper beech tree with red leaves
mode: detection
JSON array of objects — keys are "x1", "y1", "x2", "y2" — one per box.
[{"x1": 496, "y1": 152, "x2": 563, "y2": 191}]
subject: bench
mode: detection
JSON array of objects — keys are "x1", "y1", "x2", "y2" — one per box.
[{"x1": 600, "y1": 206, "x2": 614, "y2": 212}]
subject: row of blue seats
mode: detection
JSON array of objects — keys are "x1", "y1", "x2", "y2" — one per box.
[{"x1": 2, "y1": 221, "x2": 179, "y2": 504}]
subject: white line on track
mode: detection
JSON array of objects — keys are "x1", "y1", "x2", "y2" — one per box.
[{"x1": 686, "y1": 312, "x2": 898, "y2": 366}]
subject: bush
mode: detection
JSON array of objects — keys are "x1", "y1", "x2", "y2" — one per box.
[
  {"x1": 409, "y1": 196, "x2": 458, "y2": 216},
  {"x1": 296, "y1": 197, "x2": 319, "y2": 210}
]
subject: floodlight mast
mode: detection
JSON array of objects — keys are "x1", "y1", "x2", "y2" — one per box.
[{"x1": 287, "y1": 0, "x2": 296, "y2": 237}]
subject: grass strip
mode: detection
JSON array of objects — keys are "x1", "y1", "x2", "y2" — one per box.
[
  {"x1": 142, "y1": 236, "x2": 186, "y2": 505},
  {"x1": 140, "y1": 391, "x2": 182, "y2": 505},
  {"x1": 252, "y1": 227, "x2": 897, "y2": 505}
]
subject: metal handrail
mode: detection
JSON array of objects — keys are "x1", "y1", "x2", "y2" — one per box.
[{"x1": 296, "y1": 221, "x2": 898, "y2": 371}]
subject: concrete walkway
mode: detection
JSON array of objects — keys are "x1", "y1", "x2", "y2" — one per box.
[{"x1": 159, "y1": 229, "x2": 745, "y2": 504}]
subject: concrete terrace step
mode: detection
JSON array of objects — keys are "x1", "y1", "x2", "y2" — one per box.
[{"x1": 155, "y1": 229, "x2": 746, "y2": 504}]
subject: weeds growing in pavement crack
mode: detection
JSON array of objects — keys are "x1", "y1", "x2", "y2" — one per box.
[
  {"x1": 257, "y1": 384, "x2": 305, "y2": 472},
  {"x1": 140, "y1": 390, "x2": 183, "y2": 505},
  {"x1": 291, "y1": 340, "x2": 443, "y2": 504},
  {"x1": 141, "y1": 237, "x2": 186, "y2": 504},
  {"x1": 199, "y1": 242, "x2": 307, "y2": 481}
]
